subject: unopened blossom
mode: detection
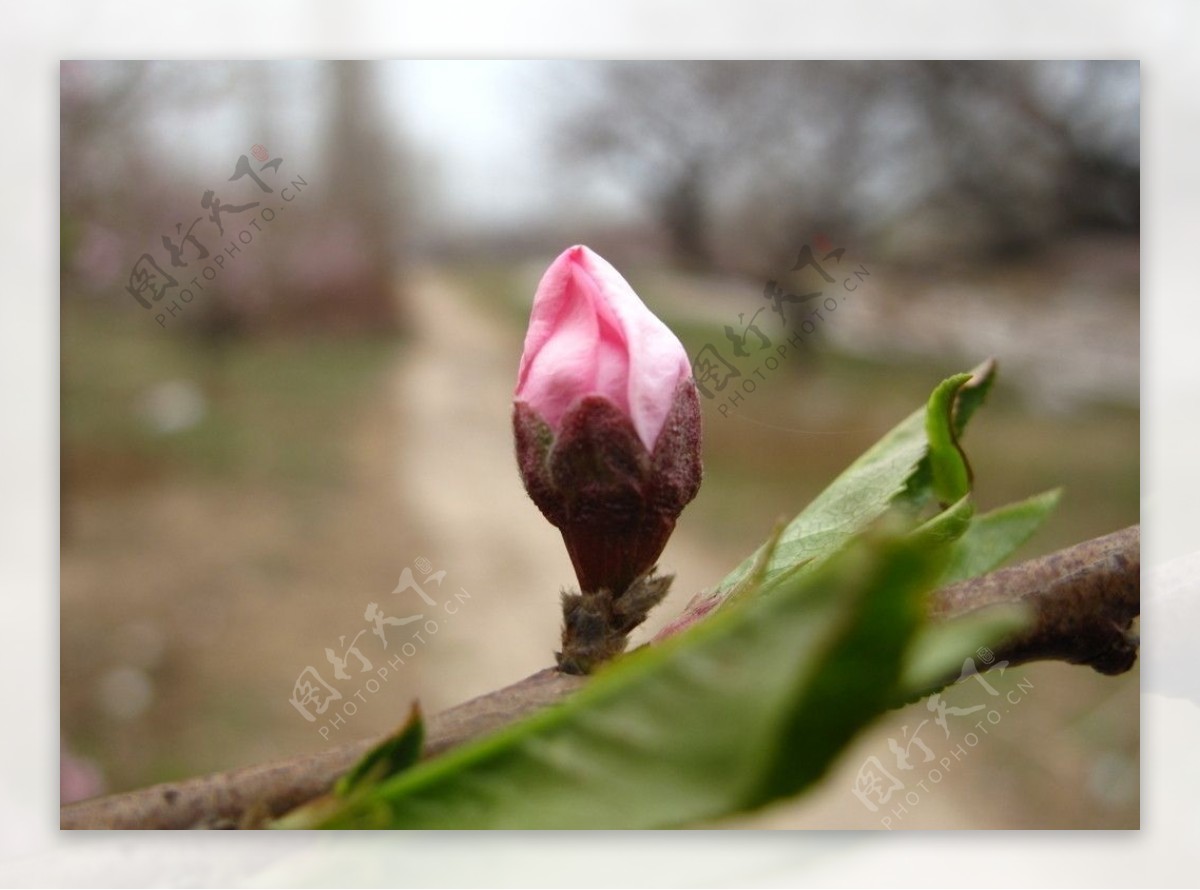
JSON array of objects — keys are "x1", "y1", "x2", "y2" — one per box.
[{"x1": 513, "y1": 246, "x2": 702, "y2": 672}]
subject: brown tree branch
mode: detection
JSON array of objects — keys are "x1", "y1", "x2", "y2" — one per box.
[
  {"x1": 60, "y1": 668, "x2": 585, "y2": 830},
  {"x1": 61, "y1": 525, "x2": 1139, "y2": 830},
  {"x1": 930, "y1": 524, "x2": 1140, "y2": 675}
]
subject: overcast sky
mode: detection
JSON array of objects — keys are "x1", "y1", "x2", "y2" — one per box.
[{"x1": 129, "y1": 60, "x2": 637, "y2": 234}]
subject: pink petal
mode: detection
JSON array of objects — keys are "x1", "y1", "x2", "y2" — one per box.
[{"x1": 516, "y1": 245, "x2": 692, "y2": 452}]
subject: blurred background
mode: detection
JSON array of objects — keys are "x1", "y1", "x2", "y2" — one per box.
[{"x1": 60, "y1": 60, "x2": 1138, "y2": 827}]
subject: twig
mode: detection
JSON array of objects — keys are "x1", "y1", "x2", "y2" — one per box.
[
  {"x1": 930, "y1": 524, "x2": 1139, "y2": 675},
  {"x1": 61, "y1": 525, "x2": 1139, "y2": 830},
  {"x1": 60, "y1": 669, "x2": 585, "y2": 830}
]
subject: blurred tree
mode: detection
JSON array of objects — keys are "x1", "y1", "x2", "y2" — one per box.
[
  {"x1": 550, "y1": 61, "x2": 1138, "y2": 271},
  {"x1": 551, "y1": 61, "x2": 794, "y2": 269},
  {"x1": 890, "y1": 61, "x2": 1139, "y2": 256},
  {"x1": 272, "y1": 61, "x2": 410, "y2": 334},
  {"x1": 60, "y1": 62, "x2": 241, "y2": 295},
  {"x1": 60, "y1": 61, "x2": 412, "y2": 335}
]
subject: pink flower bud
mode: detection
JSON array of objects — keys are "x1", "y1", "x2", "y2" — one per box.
[{"x1": 513, "y1": 245, "x2": 702, "y2": 597}]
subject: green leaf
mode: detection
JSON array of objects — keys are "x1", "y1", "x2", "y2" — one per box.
[
  {"x1": 897, "y1": 360, "x2": 994, "y2": 510},
  {"x1": 716, "y1": 363, "x2": 996, "y2": 597},
  {"x1": 272, "y1": 361, "x2": 1048, "y2": 831},
  {"x1": 274, "y1": 528, "x2": 948, "y2": 829},
  {"x1": 333, "y1": 703, "x2": 425, "y2": 797},
  {"x1": 715, "y1": 407, "x2": 920, "y2": 595},
  {"x1": 941, "y1": 489, "x2": 1062, "y2": 585},
  {"x1": 924, "y1": 373, "x2": 974, "y2": 505},
  {"x1": 740, "y1": 528, "x2": 939, "y2": 806},
  {"x1": 898, "y1": 604, "x2": 1030, "y2": 703},
  {"x1": 911, "y1": 494, "x2": 975, "y2": 546},
  {"x1": 949, "y1": 357, "x2": 996, "y2": 438}
]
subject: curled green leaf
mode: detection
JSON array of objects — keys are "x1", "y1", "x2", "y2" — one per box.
[{"x1": 924, "y1": 373, "x2": 974, "y2": 506}]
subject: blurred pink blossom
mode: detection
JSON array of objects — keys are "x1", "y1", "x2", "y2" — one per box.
[{"x1": 60, "y1": 741, "x2": 104, "y2": 804}]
